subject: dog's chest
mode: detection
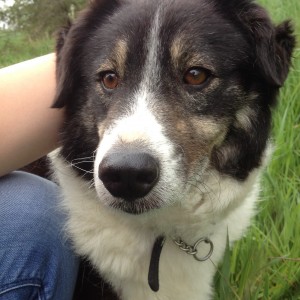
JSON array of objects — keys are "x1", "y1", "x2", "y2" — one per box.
[
  {"x1": 88, "y1": 232, "x2": 222, "y2": 300},
  {"x1": 62, "y1": 190, "x2": 226, "y2": 300}
]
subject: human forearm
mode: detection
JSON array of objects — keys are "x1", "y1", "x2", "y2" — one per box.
[{"x1": 0, "y1": 54, "x2": 63, "y2": 177}]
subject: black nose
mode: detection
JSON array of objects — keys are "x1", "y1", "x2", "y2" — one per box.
[{"x1": 99, "y1": 152, "x2": 159, "y2": 201}]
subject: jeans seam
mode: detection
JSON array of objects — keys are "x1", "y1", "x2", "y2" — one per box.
[{"x1": 0, "y1": 282, "x2": 42, "y2": 296}]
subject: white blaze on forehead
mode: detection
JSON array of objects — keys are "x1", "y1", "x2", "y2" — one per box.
[{"x1": 142, "y1": 4, "x2": 162, "y2": 90}]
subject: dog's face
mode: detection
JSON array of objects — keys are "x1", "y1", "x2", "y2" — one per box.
[{"x1": 53, "y1": 0, "x2": 294, "y2": 215}]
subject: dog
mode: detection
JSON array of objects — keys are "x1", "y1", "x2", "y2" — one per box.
[{"x1": 50, "y1": 0, "x2": 295, "y2": 299}]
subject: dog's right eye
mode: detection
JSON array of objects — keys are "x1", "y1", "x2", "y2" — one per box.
[{"x1": 99, "y1": 71, "x2": 119, "y2": 90}]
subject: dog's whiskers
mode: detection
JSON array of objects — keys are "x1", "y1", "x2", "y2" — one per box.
[
  {"x1": 69, "y1": 164, "x2": 94, "y2": 174},
  {"x1": 70, "y1": 160, "x2": 94, "y2": 166},
  {"x1": 70, "y1": 156, "x2": 95, "y2": 162},
  {"x1": 88, "y1": 179, "x2": 95, "y2": 189}
]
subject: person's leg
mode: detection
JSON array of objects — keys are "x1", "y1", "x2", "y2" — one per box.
[{"x1": 0, "y1": 171, "x2": 79, "y2": 300}]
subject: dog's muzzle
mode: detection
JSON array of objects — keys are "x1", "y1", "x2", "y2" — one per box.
[{"x1": 99, "y1": 150, "x2": 160, "y2": 202}]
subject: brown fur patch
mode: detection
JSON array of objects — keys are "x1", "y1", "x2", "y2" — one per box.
[
  {"x1": 170, "y1": 34, "x2": 216, "y2": 72},
  {"x1": 183, "y1": 117, "x2": 227, "y2": 169},
  {"x1": 170, "y1": 35, "x2": 185, "y2": 69},
  {"x1": 190, "y1": 117, "x2": 227, "y2": 145},
  {"x1": 163, "y1": 103, "x2": 228, "y2": 175},
  {"x1": 97, "y1": 39, "x2": 128, "y2": 77}
]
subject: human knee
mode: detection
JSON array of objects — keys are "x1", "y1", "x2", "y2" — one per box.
[
  {"x1": 0, "y1": 171, "x2": 79, "y2": 299},
  {"x1": 0, "y1": 171, "x2": 66, "y2": 247}
]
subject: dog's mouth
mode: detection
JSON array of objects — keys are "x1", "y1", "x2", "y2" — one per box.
[{"x1": 109, "y1": 198, "x2": 162, "y2": 215}]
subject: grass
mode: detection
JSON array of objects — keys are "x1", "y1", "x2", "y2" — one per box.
[
  {"x1": 1, "y1": 0, "x2": 299, "y2": 299},
  {"x1": 214, "y1": 0, "x2": 300, "y2": 299},
  {"x1": 0, "y1": 30, "x2": 53, "y2": 68}
]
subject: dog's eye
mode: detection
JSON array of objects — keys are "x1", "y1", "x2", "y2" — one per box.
[
  {"x1": 100, "y1": 71, "x2": 119, "y2": 90},
  {"x1": 183, "y1": 67, "x2": 210, "y2": 86}
]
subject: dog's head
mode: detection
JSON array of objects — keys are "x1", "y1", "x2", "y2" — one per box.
[{"x1": 53, "y1": 0, "x2": 295, "y2": 215}]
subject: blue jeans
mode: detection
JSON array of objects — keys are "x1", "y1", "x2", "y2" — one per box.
[{"x1": 0, "y1": 171, "x2": 79, "y2": 299}]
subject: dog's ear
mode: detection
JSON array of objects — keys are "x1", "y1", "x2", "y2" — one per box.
[
  {"x1": 56, "y1": 21, "x2": 72, "y2": 55},
  {"x1": 52, "y1": 21, "x2": 74, "y2": 109},
  {"x1": 52, "y1": 0, "x2": 121, "y2": 108},
  {"x1": 236, "y1": 2, "x2": 295, "y2": 87}
]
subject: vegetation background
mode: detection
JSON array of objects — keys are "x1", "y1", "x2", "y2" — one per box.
[{"x1": 0, "y1": 0, "x2": 299, "y2": 299}]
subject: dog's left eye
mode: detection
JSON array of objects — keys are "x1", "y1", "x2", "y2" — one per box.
[
  {"x1": 183, "y1": 67, "x2": 210, "y2": 86},
  {"x1": 99, "y1": 71, "x2": 119, "y2": 90}
]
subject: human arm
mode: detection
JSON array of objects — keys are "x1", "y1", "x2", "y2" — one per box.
[{"x1": 0, "y1": 54, "x2": 64, "y2": 177}]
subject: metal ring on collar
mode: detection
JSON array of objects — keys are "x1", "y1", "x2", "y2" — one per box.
[{"x1": 192, "y1": 237, "x2": 214, "y2": 262}]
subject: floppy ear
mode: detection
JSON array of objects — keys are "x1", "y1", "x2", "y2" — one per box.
[
  {"x1": 51, "y1": 23, "x2": 73, "y2": 108},
  {"x1": 56, "y1": 22, "x2": 72, "y2": 55},
  {"x1": 237, "y1": 3, "x2": 295, "y2": 87},
  {"x1": 52, "y1": 0, "x2": 121, "y2": 108}
]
